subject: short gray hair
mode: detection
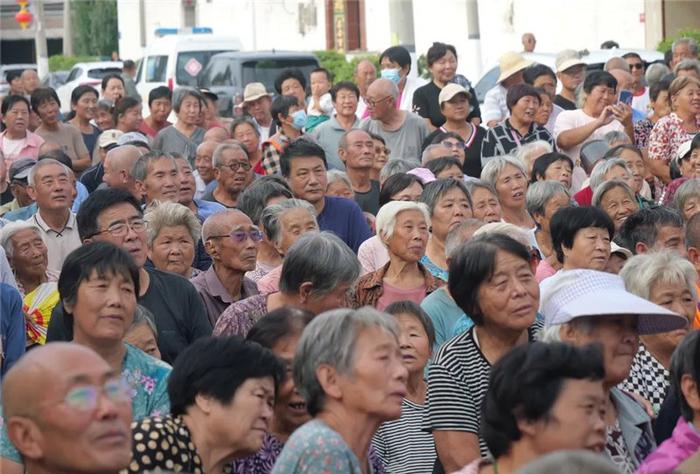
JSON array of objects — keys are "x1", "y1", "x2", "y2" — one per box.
[
  {"x1": 480, "y1": 155, "x2": 527, "y2": 188},
  {"x1": 380, "y1": 159, "x2": 420, "y2": 183},
  {"x1": 672, "y1": 37, "x2": 699, "y2": 57},
  {"x1": 419, "y1": 179, "x2": 472, "y2": 216},
  {"x1": 0, "y1": 221, "x2": 43, "y2": 258},
  {"x1": 421, "y1": 144, "x2": 450, "y2": 165},
  {"x1": 646, "y1": 62, "x2": 672, "y2": 89},
  {"x1": 516, "y1": 450, "x2": 619, "y2": 474},
  {"x1": 525, "y1": 180, "x2": 569, "y2": 216},
  {"x1": 603, "y1": 130, "x2": 632, "y2": 146},
  {"x1": 293, "y1": 307, "x2": 399, "y2": 416},
  {"x1": 375, "y1": 201, "x2": 431, "y2": 243},
  {"x1": 472, "y1": 222, "x2": 532, "y2": 247},
  {"x1": 620, "y1": 250, "x2": 697, "y2": 302},
  {"x1": 27, "y1": 159, "x2": 72, "y2": 187},
  {"x1": 326, "y1": 170, "x2": 353, "y2": 190},
  {"x1": 261, "y1": 199, "x2": 317, "y2": 246},
  {"x1": 279, "y1": 231, "x2": 360, "y2": 297},
  {"x1": 591, "y1": 179, "x2": 636, "y2": 208},
  {"x1": 130, "y1": 305, "x2": 158, "y2": 340},
  {"x1": 675, "y1": 58, "x2": 700, "y2": 76},
  {"x1": 445, "y1": 218, "x2": 484, "y2": 258},
  {"x1": 514, "y1": 140, "x2": 552, "y2": 168},
  {"x1": 132, "y1": 151, "x2": 177, "y2": 182},
  {"x1": 143, "y1": 201, "x2": 201, "y2": 248},
  {"x1": 589, "y1": 158, "x2": 631, "y2": 192},
  {"x1": 673, "y1": 178, "x2": 700, "y2": 215},
  {"x1": 172, "y1": 86, "x2": 203, "y2": 114},
  {"x1": 212, "y1": 142, "x2": 249, "y2": 168}
]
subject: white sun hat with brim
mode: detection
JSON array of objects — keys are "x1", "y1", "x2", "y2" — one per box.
[
  {"x1": 539, "y1": 269, "x2": 689, "y2": 335},
  {"x1": 497, "y1": 52, "x2": 533, "y2": 83}
]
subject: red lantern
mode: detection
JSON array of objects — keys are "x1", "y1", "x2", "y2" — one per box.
[{"x1": 15, "y1": 8, "x2": 33, "y2": 29}]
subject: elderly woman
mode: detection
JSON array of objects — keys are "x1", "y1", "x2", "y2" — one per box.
[
  {"x1": 100, "y1": 73, "x2": 125, "y2": 103},
  {"x1": 351, "y1": 201, "x2": 443, "y2": 310},
  {"x1": 481, "y1": 84, "x2": 556, "y2": 162},
  {"x1": 481, "y1": 155, "x2": 534, "y2": 229},
  {"x1": 648, "y1": 76, "x2": 700, "y2": 185},
  {"x1": 272, "y1": 307, "x2": 408, "y2": 473},
  {"x1": 607, "y1": 144, "x2": 654, "y2": 204},
  {"x1": 232, "y1": 117, "x2": 264, "y2": 174},
  {"x1": 619, "y1": 251, "x2": 697, "y2": 415},
  {"x1": 127, "y1": 336, "x2": 284, "y2": 473},
  {"x1": 325, "y1": 170, "x2": 355, "y2": 199},
  {"x1": 0, "y1": 95, "x2": 43, "y2": 165},
  {"x1": 425, "y1": 156, "x2": 464, "y2": 181},
  {"x1": 634, "y1": 78, "x2": 672, "y2": 150},
  {"x1": 465, "y1": 181, "x2": 502, "y2": 223},
  {"x1": 574, "y1": 157, "x2": 635, "y2": 207},
  {"x1": 144, "y1": 201, "x2": 202, "y2": 279},
  {"x1": 550, "y1": 206, "x2": 614, "y2": 274},
  {"x1": 424, "y1": 234, "x2": 541, "y2": 472},
  {"x1": 515, "y1": 140, "x2": 553, "y2": 177},
  {"x1": 673, "y1": 178, "x2": 700, "y2": 221},
  {"x1": 531, "y1": 152, "x2": 574, "y2": 190},
  {"x1": 454, "y1": 342, "x2": 607, "y2": 474},
  {"x1": 539, "y1": 269, "x2": 688, "y2": 472},
  {"x1": 592, "y1": 180, "x2": 640, "y2": 232},
  {"x1": 0, "y1": 222, "x2": 59, "y2": 346},
  {"x1": 660, "y1": 135, "x2": 700, "y2": 205},
  {"x1": 152, "y1": 87, "x2": 206, "y2": 162},
  {"x1": 419, "y1": 179, "x2": 473, "y2": 280},
  {"x1": 214, "y1": 232, "x2": 360, "y2": 338},
  {"x1": 526, "y1": 181, "x2": 571, "y2": 282},
  {"x1": 124, "y1": 305, "x2": 161, "y2": 360}
]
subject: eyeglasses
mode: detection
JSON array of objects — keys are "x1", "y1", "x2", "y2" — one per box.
[
  {"x1": 629, "y1": 63, "x2": 644, "y2": 70},
  {"x1": 209, "y1": 229, "x2": 264, "y2": 243},
  {"x1": 49, "y1": 378, "x2": 131, "y2": 413},
  {"x1": 441, "y1": 140, "x2": 465, "y2": 150},
  {"x1": 366, "y1": 96, "x2": 393, "y2": 108},
  {"x1": 92, "y1": 218, "x2": 146, "y2": 238},
  {"x1": 219, "y1": 161, "x2": 252, "y2": 172}
]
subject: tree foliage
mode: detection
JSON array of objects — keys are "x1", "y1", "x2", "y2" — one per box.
[
  {"x1": 72, "y1": 0, "x2": 118, "y2": 57},
  {"x1": 657, "y1": 28, "x2": 700, "y2": 53},
  {"x1": 313, "y1": 50, "x2": 379, "y2": 83}
]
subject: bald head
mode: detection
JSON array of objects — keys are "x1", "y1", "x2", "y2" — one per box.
[
  {"x1": 522, "y1": 33, "x2": 536, "y2": 52},
  {"x1": 609, "y1": 68, "x2": 634, "y2": 92},
  {"x1": 368, "y1": 78, "x2": 399, "y2": 99},
  {"x1": 201, "y1": 208, "x2": 252, "y2": 241},
  {"x1": 604, "y1": 57, "x2": 630, "y2": 73},
  {"x1": 197, "y1": 140, "x2": 219, "y2": 157},
  {"x1": 203, "y1": 126, "x2": 229, "y2": 143},
  {"x1": 105, "y1": 145, "x2": 142, "y2": 173}
]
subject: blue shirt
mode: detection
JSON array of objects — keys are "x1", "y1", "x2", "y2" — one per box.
[
  {"x1": 317, "y1": 196, "x2": 372, "y2": 253},
  {"x1": 0, "y1": 284, "x2": 25, "y2": 376},
  {"x1": 419, "y1": 255, "x2": 448, "y2": 282},
  {"x1": 420, "y1": 287, "x2": 467, "y2": 350},
  {"x1": 194, "y1": 198, "x2": 225, "y2": 221}
]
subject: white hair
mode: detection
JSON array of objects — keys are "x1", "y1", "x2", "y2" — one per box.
[
  {"x1": 515, "y1": 140, "x2": 553, "y2": 170},
  {"x1": 472, "y1": 222, "x2": 531, "y2": 247},
  {"x1": 0, "y1": 221, "x2": 44, "y2": 258},
  {"x1": 375, "y1": 201, "x2": 431, "y2": 245},
  {"x1": 620, "y1": 250, "x2": 697, "y2": 301},
  {"x1": 589, "y1": 158, "x2": 631, "y2": 192},
  {"x1": 27, "y1": 159, "x2": 72, "y2": 186},
  {"x1": 143, "y1": 201, "x2": 202, "y2": 248},
  {"x1": 480, "y1": 155, "x2": 527, "y2": 188}
]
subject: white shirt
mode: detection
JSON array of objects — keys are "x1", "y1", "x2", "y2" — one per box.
[
  {"x1": 553, "y1": 108, "x2": 624, "y2": 161},
  {"x1": 28, "y1": 211, "x2": 81, "y2": 274},
  {"x1": 631, "y1": 87, "x2": 650, "y2": 115},
  {"x1": 482, "y1": 84, "x2": 509, "y2": 125},
  {"x1": 399, "y1": 76, "x2": 427, "y2": 112},
  {"x1": 2, "y1": 136, "x2": 26, "y2": 158}
]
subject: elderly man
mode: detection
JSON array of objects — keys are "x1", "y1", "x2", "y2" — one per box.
[
  {"x1": 191, "y1": 210, "x2": 260, "y2": 325},
  {"x1": 174, "y1": 155, "x2": 224, "y2": 221},
  {"x1": 671, "y1": 37, "x2": 699, "y2": 70},
  {"x1": 522, "y1": 32, "x2": 536, "y2": 52},
  {"x1": 482, "y1": 52, "x2": 532, "y2": 127},
  {"x1": 338, "y1": 129, "x2": 380, "y2": 215},
  {"x1": 354, "y1": 59, "x2": 377, "y2": 119},
  {"x1": 675, "y1": 59, "x2": 700, "y2": 79},
  {"x1": 281, "y1": 139, "x2": 371, "y2": 253},
  {"x1": 256, "y1": 199, "x2": 319, "y2": 295},
  {"x1": 0, "y1": 159, "x2": 34, "y2": 217},
  {"x1": 242, "y1": 82, "x2": 275, "y2": 141},
  {"x1": 133, "y1": 151, "x2": 180, "y2": 206},
  {"x1": 45, "y1": 188, "x2": 211, "y2": 363},
  {"x1": 618, "y1": 207, "x2": 686, "y2": 256},
  {"x1": 622, "y1": 52, "x2": 650, "y2": 114},
  {"x1": 194, "y1": 140, "x2": 219, "y2": 199},
  {"x1": 20, "y1": 69, "x2": 39, "y2": 97},
  {"x1": 554, "y1": 50, "x2": 586, "y2": 111},
  {"x1": 23, "y1": 159, "x2": 81, "y2": 273},
  {"x1": 2, "y1": 343, "x2": 132, "y2": 474},
  {"x1": 102, "y1": 145, "x2": 142, "y2": 199},
  {"x1": 361, "y1": 78, "x2": 428, "y2": 162},
  {"x1": 203, "y1": 143, "x2": 254, "y2": 208},
  {"x1": 312, "y1": 81, "x2": 362, "y2": 171}
]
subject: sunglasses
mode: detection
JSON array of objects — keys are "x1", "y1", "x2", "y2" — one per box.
[{"x1": 629, "y1": 63, "x2": 644, "y2": 70}]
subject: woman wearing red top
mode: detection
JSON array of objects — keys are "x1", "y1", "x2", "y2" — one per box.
[{"x1": 232, "y1": 117, "x2": 264, "y2": 175}]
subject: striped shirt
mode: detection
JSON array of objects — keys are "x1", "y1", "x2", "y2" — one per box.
[
  {"x1": 422, "y1": 321, "x2": 542, "y2": 458},
  {"x1": 372, "y1": 398, "x2": 436, "y2": 473}
]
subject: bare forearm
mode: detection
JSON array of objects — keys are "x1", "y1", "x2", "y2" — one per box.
[{"x1": 556, "y1": 121, "x2": 600, "y2": 150}]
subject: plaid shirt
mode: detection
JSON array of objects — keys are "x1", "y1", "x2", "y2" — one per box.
[
  {"x1": 261, "y1": 132, "x2": 291, "y2": 175},
  {"x1": 480, "y1": 119, "x2": 556, "y2": 165}
]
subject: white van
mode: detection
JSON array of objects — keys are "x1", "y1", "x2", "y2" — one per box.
[{"x1": 135, "y1": 32, "x2": 242, "y2": 111}]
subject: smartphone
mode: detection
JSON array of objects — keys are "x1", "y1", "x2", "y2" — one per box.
[{"x1": 618, "y1": 90, "x2": 633, "y2": 106}]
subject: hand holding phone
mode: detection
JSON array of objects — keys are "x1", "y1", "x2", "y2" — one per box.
[{"x1": 618, "y1": 90, "x2": 633, "y2": 106}]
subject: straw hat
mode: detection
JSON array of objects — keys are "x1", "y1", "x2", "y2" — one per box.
[
  {"x1": 243, "y1": 82, "x2": 273, "y2": 103},
  {"x1": 497, "y1": 52, "x2": 533, "y2": 83}
]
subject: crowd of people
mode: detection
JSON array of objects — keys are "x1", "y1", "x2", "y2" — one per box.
[{"x1": 1, "y1": 32, "x2": 700, "y2": 473}]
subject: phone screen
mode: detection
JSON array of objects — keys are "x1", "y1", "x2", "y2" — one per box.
[{"x1": 618, "y1": 90, "x2": 633, "y2": 106}]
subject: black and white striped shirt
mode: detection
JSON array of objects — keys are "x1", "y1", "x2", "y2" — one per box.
[
  {"x1": 480, "y1": 120, "x2": 556, "y2": 165},
  {"x1": 372, "y1": 398, "x2": 436, "y2": 473}
]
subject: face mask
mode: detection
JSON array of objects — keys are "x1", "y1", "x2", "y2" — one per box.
[
  {"x1": 291, "y1": 110, "x2": 307, "y2": 130},
  {"x1": 381, "y1": 68, "x2": 402, "y2": 85}
]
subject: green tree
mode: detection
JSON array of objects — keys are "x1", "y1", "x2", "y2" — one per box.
[
  {"x1": 657, "y1": 29, "x2": 700, "y2": 54},
  {"x1": 72, "y1": 0, "x2": 118, "y2": 57},
  {"x1": 313, "y1": 50, "x2": 379, "y2": 83}
]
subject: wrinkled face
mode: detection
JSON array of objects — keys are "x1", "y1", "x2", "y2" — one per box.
[
  {"x1": 281, "y1": 78, "x2": 306, "y2": 106},
  {"x1": 385, "y1": 209, "x2": 430, "y2": 263},
  {"x1": 439, "y1": 137, "x2": 466, "y2": 164},
  {"x1": 343, "y1": 130, "x2": 375, "y2": 170},
  {"x1": 36, "y1": 98, "x2": 61, "y2": 125},
  {"x1": 95, "y1": 108, "x2": 115, "y2": 130},
  {"x1": 4, "y1": 101, "x2": 30, "y2": 134},
  {"x1": 651, "y1": 225, "x2": 687, "y2": 257},
  {"x1": 395, "y1": 312, "x2": 432, "y2": 374},
  {"x1": 332, "y1": 326, "x2": 407, "y2": 421},
  {"x1": 69, "y1": 270, "x2": 137, "y2": 343},
  {"x1": 477, "y1": 250, "x2": 539, "y2": 330},
  {"x1": 471, "y1": 187, "x2": 502, "y2": 223},
  {"x1": 195, "y1": 144, "x2": 217, "y2": 183},
  {"x1": 534, "y1": 193, "x2": 570, "y2": 234},
  {"x1": 149, "y1": 97, "x2": 172, "y2": 123},
  {"x1": 645, "y1": 280, "x2": 694, "y2": 350},
  {"x1": 563, "y1": 227, "x2": 611, "y2": 271},
  {"x1": 118, "y1": 105, "x2": 143, "y2": 132},
  {"x1": 28, "y1": 163, "x2": 73, "y2": 212},
  {"x1": 244, "y1": 96, "x2": 272, "y2": 123},
  {"x1": 671, "y1": 83, "x2": 700, "y2": 115},
  {"x1": 73, "y1": 92, "x2": 98, "y2": 120},
  {"x1": 390, "y1": 181, "x2": 423, "y2": 202},
  {"x1": 511, "y1": 94, "x2": 540, "y2": 124},
  {"x1": 177, "y1": 95, "x2": 202, "y2": 126},
  {"x1": 139, "y1": 157, "x2": 179, "y2": 204},
  {"x1": 326, "y1": 180, "x2": 354, "y2": 200},
  {"x1": 680, "y1": 147, "x2": 700, "y2": 179},
  {"x1": 429, "y1": 50, "x2": 458, "y2": 83},
  {"x1": 93, "y1": 203, "x2": 148, "y2": 267},
  {"x1": 673, "y1": 43, "x2": 697, "y2": 68},
  {"x1": 333, "y1": 87, "x2": 359, "y2": 118},
  {"x1": 441, "y1": 94, "x2": 470, "y2": 122},
  {"x1": 123, "y1": 322, "x2": 161, "y2": 359},
  {"x1": 543, "y1": 159, "x2": 572, "y2": 189},
  {"x1": 102, "y1": 78, "x2": 124, "y2": 102},
  {"x1": 495, "y1": 164, "x2": 528, "y2": 210},
  {"x1": 365, "y1": 87, "x2": 395, "y2": 120},
  {"x1": 619, "y1": 149, "x2": 646, "y2": 193},
  {"x1": 232, "y1": 123, "x2": 260, "y2": 155},
  {"x1": 8, "y1": 228, "x2": 47, "y2": 280},
  {"x1": 681, "y1": 193, "x2": 700, "y2": 221},
  {"x1": 430, "y1": 188, "x2": 472, "y2": 240},
  {"x1": 600, "y1": 186, "x2": 638, "y2": 231},
  {"x1": 206, "y1": 213, "x2": 260, "y2": 272},
  {"x1": 558, "y1": 65, "x2": 586, "y2": 91},
  {"x1": 354, "y1": 61, "x2": 377, "y2": 92},
  {"x1": 271, "y1": 333, "x2": 310, "y2": 431},
  {"x1": 275, "y1": 207, "x2": 318, "y2": 256},
  {"x1": 535, "y1": 93, "x2": 553, "y2": 126},
  {"x1": 214, "y1": 148, "x2": 253, "y2": 197},
  {"x1": 175, "y1": 158, "x2": 196, "y2": 204},
  {"x1": 148, "y1": 225, "x2": 195, "y2": 277},
  {"x1": 286, "y1": 156, "x2": 327, "y2": 205}
]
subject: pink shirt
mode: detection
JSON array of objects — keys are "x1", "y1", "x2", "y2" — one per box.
[
  {"x1": 357, "y1": 235, "x2": 389, "y2": 276},
  {"x1": 257, "y1": 265, "x2": 282, "y2": 295},
  {"x1": 535, "y1": 258, "x2": 557, "y2": 283},
  {"x1": 376, "y1": 281, "x2": 427, "y2": 311},
  {"x1": 0, "y1": 130, "x2": 43, "y2": 168}
]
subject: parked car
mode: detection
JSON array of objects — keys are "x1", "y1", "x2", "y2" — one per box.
[
  {"x1": 42, "y1": 70, "x2": 70, "y2": 90},
  {"x1": 473, "y1": 49, "x2": 665, "y2": 103},
  {"x1": 198, "y1": 51, "x2": 320, "y2": 117},
  {"x1": 55, "y1": 61, "x2": 123, "y2": 113},
  {"x1": 0, "y1": 63, "x2": 36, "y2": 96},
  {"x1": 135, "y1": 33, "x2": 243, "y2": 114}
]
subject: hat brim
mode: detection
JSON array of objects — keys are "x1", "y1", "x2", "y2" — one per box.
[
  {"x1": 557, "y1": 59, "x2": 586, "y2": 73},
  {"x1": 497, "y1": 60, "x2": 533, "y2": 83},
  {"x1": 556, "y1": 288, "x2": 689, "y2": 335},
  {"x1": 439, "y1": 90, "x2": 471, "y2": 105},
  {"x1": 243, "y1": 92, "x2": 273, "y2": 103}
]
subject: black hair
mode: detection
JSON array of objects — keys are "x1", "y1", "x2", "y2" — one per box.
[
  {"x1": 168, "y1": 336, "x2": 285, "y2": 416},
  {"x1": 30, "y1": 87, "x2": 61, "y2": 112},
  {"x1": 670, "y1": 330, "x2": 700, "y2": 422},
  {"x1": 271, "y1": 94, "x2": 301, "y2": 127},
  {"x1": 330, "y1": 81, "x2": 360, "y2": 101},
  {"x1": 5, "y1": 69, "x2": 22, "y2": 83},
  {"x1": 379, "y1": 172, "x2": 424, "y2": 207},
  {"x1": 280, "y1": 139, "x2": 327, "y2": 177},
  {"x1": 70, "y1": 84, "x2": 98, "y2": 105},
  {"x1": 622, "y1": 52, "x2": 642, "y2": 62},
  {"x1": 427, "y1": 42, "x2": 458, "y2": 67},
  {"x1": 122, "y1": 59, "x2": 136, "y2": 70},
  {"x1": 274, "y1": 68, "x2": 307, "y2": 94},
  {"x1": 482, "y1": 342, "x2": 605, "y2": 458},
  {"x1": 236, "y1": 177, "x2": 294, "y2": 224},
  {"x1": 379, "y1": 45, "x2": 412, "y2": 72},
  {"x1": 246, "y1": 307, "x2": 314, "y2": 349},
  {"x1": 603, "y1": 144, "x2": 642, "y2": 160},
  {"x1": 113, "y1": 96, "x2": 141, "y2": 125},
  {"x1": 369, "y1": 132, "x2": 385, "y2": 145},
  {"x1": 531, "y1": 152, "x2": 574, "y2": 183},
  {"x1": 58, "y1": 241, "x2": 140, "y2": 313},
  {"x1": 101, "y1": 73, "x2": 125, "y2": 92},
  {"x1": 550, "y1": 206, "x2": 615, "y2": 264},
  {"x1": 649, "y1": 77, "x2": 672, "y2": 102},
  {"x1": 448, "y1": 234, "x2": 531, "y2": 325},
  {"x1": 77, "y1": 188, "x2": 143, "y2": 241},
  {"x1": 384, "y1": 300, "x2": 436, "y2": 349},
  {"x1": 148, "y1": 86, "x2": 172, "y2": 107},
  {"x1": 38, "y1": 151, "x2": 74, "y2": 171},
  {"x1": 600, "y1": 40, "x2": 620, "y2": 49},
  {"x1": 310, "y1": 67, "x2": 332, "y2": 82},
  {"x1": 428, "y1": 131, "x2": 465, "y2": 151},
  {"x1": 618, "y1": 206, "x2": 684, "y2": 255},
  {"x1": 506, "y1": 83, "x2": 540, "y2": 112},
  {"x1": 425, "y1": 156, "x2": 463, "y2": 177},
  {"x1": 1, "y1": 95, "x2": 30, "y2": 116},
  {"x1": 583, "y1": 71, "x2": 618, "y2": 94},
  {"x1": 534, "y1": 86, "x2": 553, "y2": 100},
  {"x1": 522, "y1": 64, "x2": 556, "y2": 85}
]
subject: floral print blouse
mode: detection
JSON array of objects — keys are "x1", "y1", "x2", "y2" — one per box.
[{"x1": 647, "y1": 112, "x2": 700, "y2": 162}]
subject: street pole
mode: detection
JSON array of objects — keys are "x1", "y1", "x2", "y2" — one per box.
[
  {"x1": 63, "y1": 0, "x2": 73, "y2": 56},
  {"x1": 34, "y1": 0, "x2": 49, "y2": 78}
]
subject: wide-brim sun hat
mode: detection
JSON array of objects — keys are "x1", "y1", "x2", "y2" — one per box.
[
  {"x1": 672, "y1": 139, "x2": 694, "y2": 168},
  {"x1": 610, "y1": 242, "x2": 632, "y2": 260},
  {"x1": 539, "y1": 269, "x2": 689, "y2": 335},
  {"x1": 497, "y1": 52, "x2": 533, "y2": 83},
  {"x1": 243, "y1": 82, "x2": 273, "y2": 103},
  {"x1": 555, "y1": 49, "x2": 586, "y2": 73}
]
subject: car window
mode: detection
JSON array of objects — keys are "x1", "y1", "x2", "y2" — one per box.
[
  {"x1": 240, "y1": 58, "x2": 319, "y2": 93},
  {"x1": 66, "y1": 67, "x2": 82, "y2": 83},
  {"x1": 204, "y1": 59, "x2": 235, "y2": 87},
  {"x1": 176, "y1": 51, "x2": 228, "y2": 87},
  {"x1": 87, "y1": 68, "x2": 123, "y2": 80},
  {"x1": 474, "y1": 66, "x2": 500, "y2": 104},
  {"x1": 145, "y1": 55, "x2": 168, "y2": 83}
]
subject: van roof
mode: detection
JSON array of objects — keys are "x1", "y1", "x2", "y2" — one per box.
[
  {"x1": 209, "y1": 50, "x2": 318, "y2": 60},
  {"x1": 146, "y1": 34, "x2": 243, "y2": 54}
]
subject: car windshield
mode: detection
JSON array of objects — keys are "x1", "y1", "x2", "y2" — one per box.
[
  {"x1": 176, "y1": 50, "x2": 229, "y2": 86},
  {"x1": 241, "y1": 58, "x2": 319, "y2": 92},
  {"x1": 87, "y1": 68, "x2": 123, "y2": 80}
]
